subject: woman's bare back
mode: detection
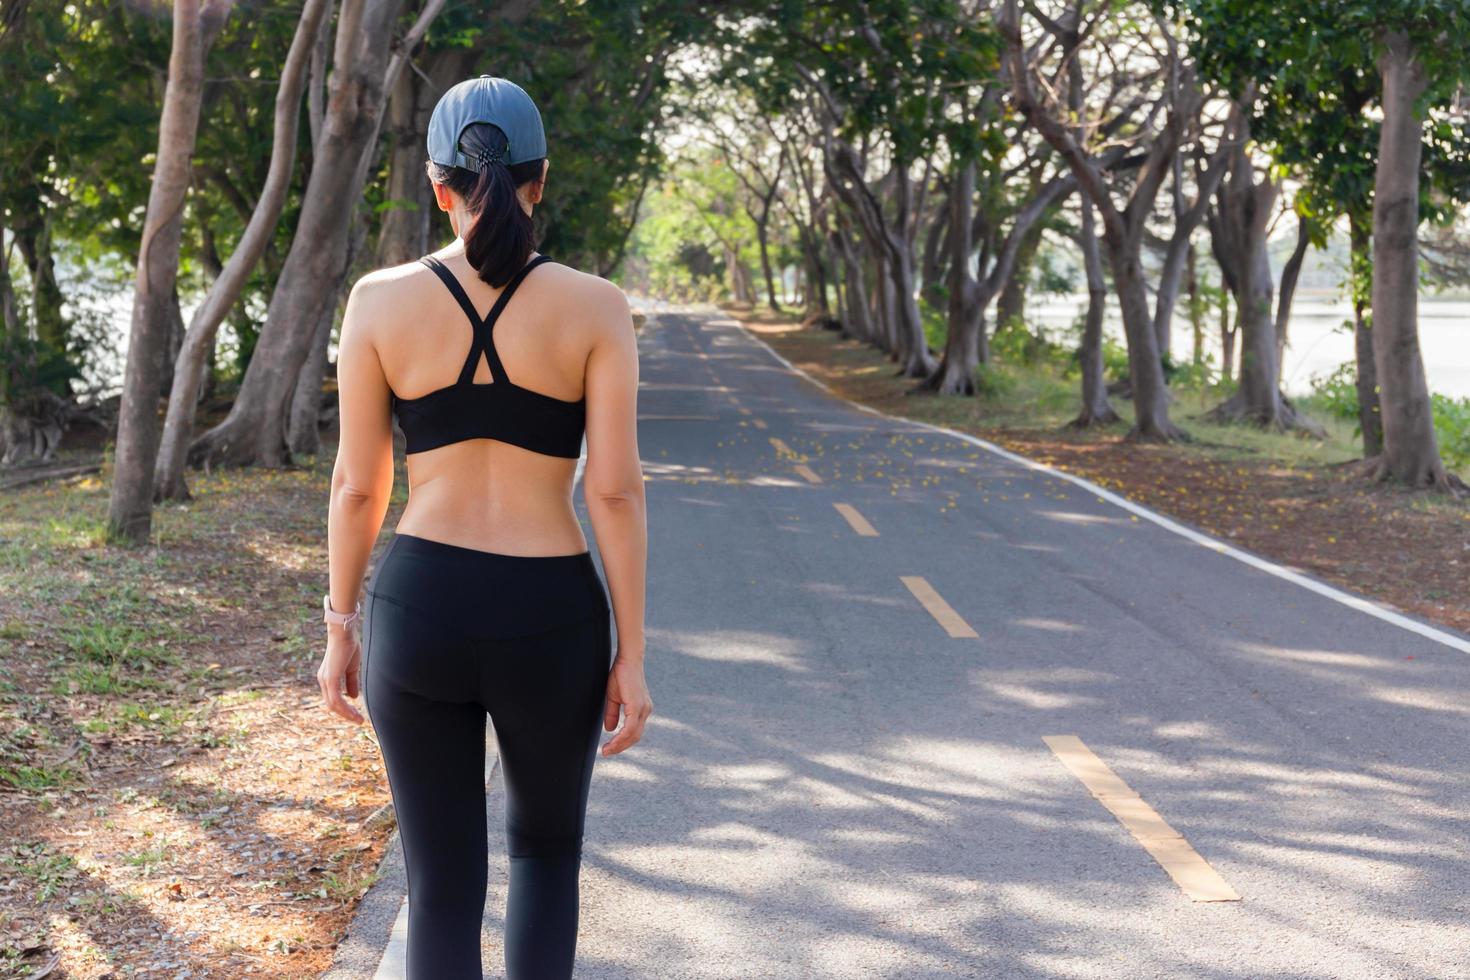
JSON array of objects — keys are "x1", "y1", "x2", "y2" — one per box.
[{"x1": 364, "y1": 246, "x2": 621, "y2": 556}]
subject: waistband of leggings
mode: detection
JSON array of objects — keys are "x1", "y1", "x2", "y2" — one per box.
[{"x1": 382, "y1": 531, "x2": 594, "y2": 569}]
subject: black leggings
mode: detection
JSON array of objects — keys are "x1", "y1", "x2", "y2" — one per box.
[{"x1": 362, "y1": 532, "x2": 612, "y2": 979}]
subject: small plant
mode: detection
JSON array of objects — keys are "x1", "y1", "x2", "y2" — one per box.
[
  {"x1": 1432, "y1": 393, "x2": 1470, "y2": 473},
  {"x1": 1101, "y1": 337, "x2": 1131, "y2": 384},
  {"x1": 972, "y1": 362, "x2": 1017, "y2": 400},
  {"x1": 1307, "y1": 361, "x2": 1361, "y2": 423},
  {"x1": 2, "y1": 844, "x2": 79, "y2": 902}
]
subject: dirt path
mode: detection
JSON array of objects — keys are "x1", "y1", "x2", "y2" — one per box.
[{"x1": 0, "y1": 454, "x2": 394, "y2": 979}]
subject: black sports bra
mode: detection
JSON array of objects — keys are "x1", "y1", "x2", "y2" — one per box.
[{"x1": 389, "y1": 253, "x2": 585, "y2": 458}]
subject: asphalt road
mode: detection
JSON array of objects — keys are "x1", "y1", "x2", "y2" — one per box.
[{"x1": 337, "y1": 307, "x2": 1470, "y2": 979}]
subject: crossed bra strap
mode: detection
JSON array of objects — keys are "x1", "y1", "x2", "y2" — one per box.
[{"x1": 419, "y1": 253, "x2": 554, "y2": 386}]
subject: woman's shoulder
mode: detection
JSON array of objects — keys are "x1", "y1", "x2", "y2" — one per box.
[
  {"x1": 346, "y1": 254, "x2": 630, "y2": 337},
  {"x1": 533, "y1": 260, "x2": 632, "y2": 333}
]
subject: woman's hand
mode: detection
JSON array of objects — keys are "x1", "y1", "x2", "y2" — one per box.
[
  {"x1": 601, "y1": 654, "x2": 652, "y2": 756},
  {"x1": 317, "y1": 626, "x2": 365, "y2": 725}
]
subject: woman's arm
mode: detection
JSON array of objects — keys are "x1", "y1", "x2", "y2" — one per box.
[
  {"x1": 319, "y1": 276, "x2": 396, "y2": 724},
  {"x1": 581, "y1": 282, "x2": 651, "y2": 755}
]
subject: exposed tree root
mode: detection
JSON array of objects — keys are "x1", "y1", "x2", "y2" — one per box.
[
  {"x1": 187, "y1": 412, "x2": 292, "y2": 472},
  {"x1": 0, "y1": 390, "x2": 75, "y2": 466},
  {"x1": 1203, "y1": 390, "x2": 1327, "y2": 438},
  {"x1": 1066, "y1": 405, "x2": 1121, "y2": 429},
  {"x1": 1353, "y1": 454, "x2": 1468, "y2": 495},
  {"x1": 909, "y1": 360, "x2": 978, "y2": 396},
  {"x1": 1124, "y1": 419, "x2": 1192, "y2": 443}
]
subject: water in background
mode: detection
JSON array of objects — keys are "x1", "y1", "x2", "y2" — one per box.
[{"x1": 1030, "y1": 294, "x2": 1470, "y2": 399}]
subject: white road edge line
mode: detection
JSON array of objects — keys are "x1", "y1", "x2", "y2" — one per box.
[{"x1": 719, "y1": 316, "x2": 1470, "y2": 657}]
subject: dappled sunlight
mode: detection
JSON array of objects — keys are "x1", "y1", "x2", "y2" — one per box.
[
  {"x1": 1011, "y1": 617, "x2": 1086, "y2": 633},
  {"x1": 239, "y1": 535, "x2": 314, "y2": 572},
  {"x1": 640, "y1": 460, "x2": 722, "y2": 482},
  {"x1": 982, "y1": 680, "x2": 1100, "y2": 710},
  {"x1": 1235, "y1": 643, "x2": 1400, "y2": 670},
  {"x1": 1037, "y1": 508, "x2": 1130, "y2": 527},
  {"x1": 1151, "y1": 720, "x2": 1226, "y2": 740},
  {"x1": 647, "y1": 626, "x2": 812, "y2": 672},
  {"x1": 746, "y1": 473, "x2": 815, "y2": 487},
  {"x1": 966, "y1": 667, "x2": 1119, "y2": 709},
  {"x1": 1358, "y1": 684, "x2": 1470, "y2": 715},
  {"x1": 801, "y1": 580, "x2": 912, "y2": 610}
]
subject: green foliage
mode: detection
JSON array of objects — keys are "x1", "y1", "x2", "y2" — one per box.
[
  {"x1": 990, "y1": 318, "x2": 1067, "y2": 367},
  {"x1": 1164, "y1": 357, "x2": 1217, "y2": 392},
  {"x1": 1167, "y1": 0, "x2": 1470, "y2": 233},
  {"x1": 1432, "y1": 393, "x2": 1470, "y2": 472},
  {"x1": 626, "y1": 160, "x2": 744, "y2": 301},
  {"x1": 725, "y1": 0, "x2": 997, "y2": 163},
  {"x1": 972, "y1": 362, "x2": 1017, "y2": 400},
  {"x1": 1308, "y1": 362, "x2": 1363, "y2": 422},
  {"x1": 1101, "y1": 338, "x2": 1132, "y2": 382}
]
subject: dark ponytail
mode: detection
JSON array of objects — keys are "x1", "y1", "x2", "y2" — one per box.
[{"x1": 424, "y1": 121, "x2": 545, "y2": 289}]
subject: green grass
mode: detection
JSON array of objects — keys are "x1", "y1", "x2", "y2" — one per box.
[
  {"x1": 2, "y1": 844, "x2": 79, "y2": 901},
  {"x1": 906, "y1": 301, "x2": 1460, "y2": 480}
]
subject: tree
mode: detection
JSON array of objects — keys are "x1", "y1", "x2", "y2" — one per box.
[
  {"x1": 1173, "y1": 0, "x2": 1470, "y2": 488},
  {"x1": 1002, "y1": 0, "x2": 1230, "y2": 441},
  {"x1": 730, "y1": 0, "x2": 990, "y2": 379},
  {"x1": 1202, "y1": 101, "x2": 1322, "y2": 433},
  {"x1": 107, "y1": 0, "x2": 235, "y2": 542},
  {"x1": 1368, "y1": 26, "x2": 1459, "y2": 489},
  {"x1": 188, "y1": 0, "x2": 437, "y2": 470},
  {"x1": 152, "y1": 0, "x2": 331, "y2": 502}
]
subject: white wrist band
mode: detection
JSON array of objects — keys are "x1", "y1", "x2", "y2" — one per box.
[{"x1": 323, "y1": 593, "x2": 361, "y2": 629}]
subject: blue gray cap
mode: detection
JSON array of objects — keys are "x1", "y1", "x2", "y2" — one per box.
[{"x1": 426, "y1": 75, "x2": 547, "y2": 170}]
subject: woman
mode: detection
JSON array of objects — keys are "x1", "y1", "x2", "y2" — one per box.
[{"x1": 315, "y1": 75, "x2": 651, "y2": 979}]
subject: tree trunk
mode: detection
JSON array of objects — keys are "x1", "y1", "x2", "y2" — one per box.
[
  {"x1": 876, "y1": 259, "x2": 900, "y2": 360},
  {"x1": 1203, "y1": 112, "x2": 1318, "y2": 432},
  {"x1": 1220, "y1": 290, "x2": 1234, "y2": 382},
  {"x1": 189, "y1": 0, "x2": 413, "y2": 471},
  {"x1": 727, "y1": 246, "x2": 752, "y2": 304},
  {"x1": 108, "y1": 0, "x2": 234, "y2": 542},
  {"x1": 1367, "y1": 31, "x2": 1454, "y2": 489},
  {"x1": 917, "y1": 161, "x2": 1076, "y2": 396},
  {"x1": 160, "y1": 284, "x2": 186, "y2": 399},
  {"x1": 1186, "y1": 242, "x2": 1204, "y2": 366},
  {"x1": 154, "y1": 0, "x2": 329, "y2": 502},
  {"x1": 885, "y1": 157, "x2": 936, "y2": 378},
  {"x1": 919, "y1": 206, "x2": 949, "y2": 311},
  {"x1": 925, "y1": 160, "x2": 983, "y2": 395},
  {"x1": 12, "y1": 206, "x2": 68, "y2": 371},
  {"x1": 288, "y1": 291, "x2": 338, "y2": 454},
  {"x1": 1275, "y1": 214, "x2": 1311, "y2": 365},
  {"x1": 374, "y1": 52, "x2": 434, "y2": 267},
  {"x1": 996, "y1": 220, "x2": 1041, "y2": 333},
  {"x1": 1071, "y1": 193, "x2": 1118, "y2": 427},
  {"x1": 290, "y1": 204, "x2": 366, "y2": 454},
  {"x1": 756, "y1": 218, "x2": 781, "y2": 311},
  {"x1": 833, "y1": 227, "x2": 873, "y2": 343},
  {"x1": 0, "y1": 218, "x2": 17, "y2": 341},
  {"x1": 1106, "y1": 233, "x2": 1181, "y2": 441},
  {"x1": 1349, "y1": 211, "x2": 1382, "y2": 456}
]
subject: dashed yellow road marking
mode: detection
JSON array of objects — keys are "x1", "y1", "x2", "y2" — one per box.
[
  {"x1": 769, "y1": 436, "x2": 795, "y2": 456},
  {"x1": 736, "y1": 406, "x2": 752, "y2": 415},
  {"x1": 792, "y1": 464, "x2": 822, "y2": 484},
  {"x1": 751, "y1": 418, "x2": 768, "y2": 430},
  {"x1": 833, "y1": 502, "x2": 878, "y2": 536},
  {"x1": 1042, "y1": 735, "x2": 1241, "y2": 903},
  {"x1": 900, "y1": 576, "x2": 977, "y2": 638}
]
